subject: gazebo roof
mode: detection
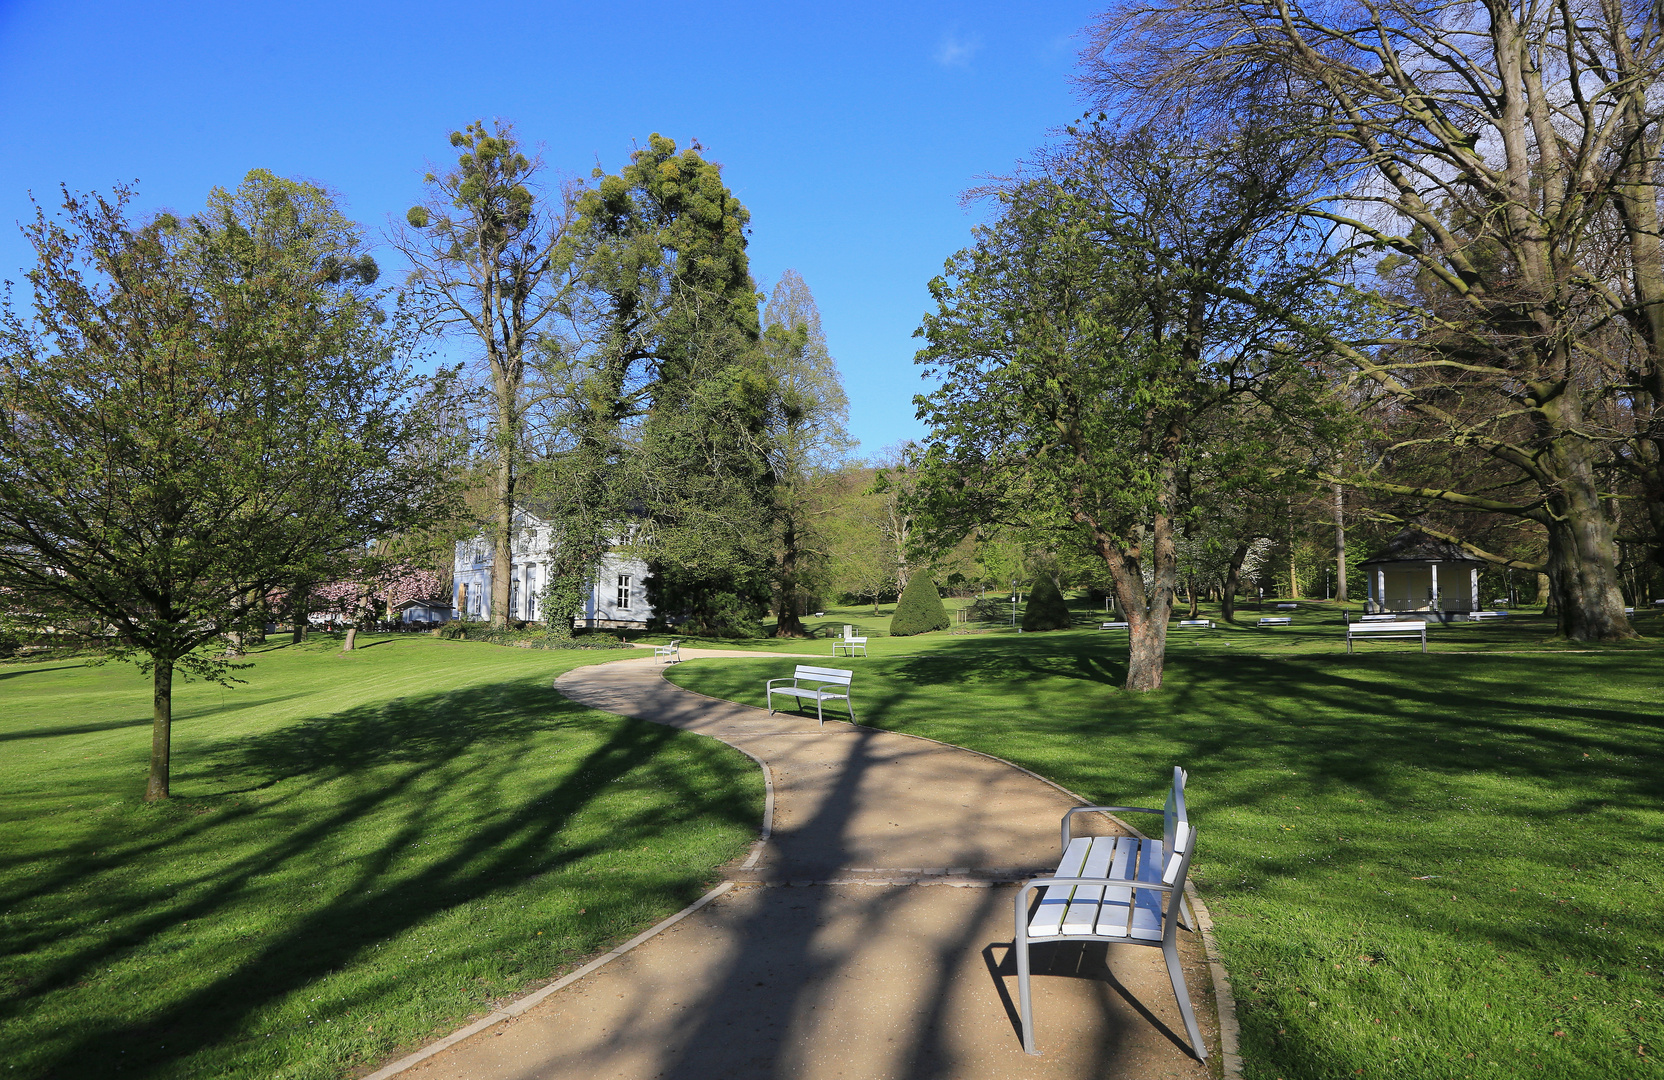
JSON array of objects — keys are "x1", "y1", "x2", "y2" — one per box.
[{"x1": 1359, "y1": 528, "x2": 1486, "y2": 567}]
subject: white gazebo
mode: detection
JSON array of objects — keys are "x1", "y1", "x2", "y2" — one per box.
[{"x1": 1360, "y1": 529, "x2": 1487, "y2": 621}]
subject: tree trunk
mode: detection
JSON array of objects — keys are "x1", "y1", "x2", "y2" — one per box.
[
  {"x1": 145, "y1": 657, "x2": 172, "y2": 802},
  {"x1": 1222, "y1": 540, "x2": 1250, "y2": 623},
  {"x1": 1333, "y1": 480, "x2": 1348, "y2": 602},
  {"x1": 290, "y1": 585, "x2": 307, "y2": 644},
  {"x1": 1542, "y1": 493, "x2": 1635, "y2": 640},
  {"x1": 1186, "y1": 575, "x2": 1199, "y2": 619},
  {"x1": 342, "y1": 627, "x2": 357, "y2": 651},
  {"x1": 774, "y1": 513, "x2": 807, "y2": 637}
]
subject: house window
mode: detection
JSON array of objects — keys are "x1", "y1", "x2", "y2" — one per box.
[{"x1": 616, "y1": 575, "x2": 632, "y2": 611}]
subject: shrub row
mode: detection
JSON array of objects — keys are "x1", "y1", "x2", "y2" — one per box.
[{"x1": 436, "y1": 623, "x2": 632, "y2": 649}]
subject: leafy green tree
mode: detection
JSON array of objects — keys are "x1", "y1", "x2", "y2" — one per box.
[
  {"x1": 911, "y1": 124, "x2": 1344, "y2": 689},
  {"x1": 0, "y1": 178, "x2": 450, "y2": 800},
  {"x1": 761, "y1": 270, "x2": 852, "y2": 636},
  {"x1": 569, "y1": 134, "x2": 776, "y2": 635},
  {"x1": 1021, "y1": 574, "x2": 1072, "y2": 630},
  {"x1": 1086, "y1": 0, "x2": 1653, "y2": 640},
  {"x1": 889, "y1": 572, "x2": 950, "y2": 636},
  {"x1": 394, "y1": 120, "x2": 574, "y2": 629}
]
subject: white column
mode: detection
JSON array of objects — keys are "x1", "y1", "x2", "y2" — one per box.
[
  {"x1": 1470, "y1": 566, "x2": 1479, "y2": 611},
  {"x1": 1377, "y1": 568, "x2": 1386, "y2": 611},
  {"x1": 1430, "y1": 563, "x2": 1440, "y2": 610}
]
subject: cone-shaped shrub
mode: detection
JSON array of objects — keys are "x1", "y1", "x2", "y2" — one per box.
[
  {"x1": 1021, "y1": 575, "x2": 1072, "y2": 631},
  {"x1": 889, "y1": 573, "x2": 950, "y2": 636}
]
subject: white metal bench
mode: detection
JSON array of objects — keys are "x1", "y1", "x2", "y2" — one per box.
[
  {"x1": 1468, "y1": 611, "x2": 1508, "y2": 621},
  {"x1": 1100, "y1": 621, "x2": 1130, "y2": 630},
  {"x1": 1175, "y1": 619, "x2": 1213, "y2": 629},
  {"x1": 653, "y1": 639, "x2": 682, "y2": 664},
  {"x1": 1345, "y1": 619, "x2": 1427, "y2": 653},
  {"x1": 1275, "y1": 602, "x2": 1298, "y2": 610},
  {"x1": 766, "y1": 665, "x2": 855, "y2": 725},
  {"x1": 832, "y1": 625, "x2": 868, "y2": 657},
  {"x1": 1358, "y1": 613, "x2": 1398, "y2": 621},
  {"x1": 1014, "y1": 766, "x2": 1204, "y2": 1059},
  {"x1": 1258, "y1": 616, "x2": 1292, "y2": 626}
]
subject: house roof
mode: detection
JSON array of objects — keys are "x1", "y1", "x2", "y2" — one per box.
[
  {"x1": 397, "y1": 599, "x2": 455, "y2": 611},
  {"x1": 1359, "y1": 528, "x2": 1486, "y2": 566}
]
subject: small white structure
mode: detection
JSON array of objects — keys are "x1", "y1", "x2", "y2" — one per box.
[
  {"x1": 1360, "y1": 529, "x2": 1486, "y2": 621},
  {"x1": 396, "y1": 599, "x2": 454, "y2": 624},
  {"x1": 452, "y1": 509, "x2": 653, "y2": 629}
]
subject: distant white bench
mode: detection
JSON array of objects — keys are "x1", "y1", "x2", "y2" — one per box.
[
  {"x1": 766, "y1": 665, "x2": 855, "y2": 725},
  {"x1": 1346, "y1": 619, "x2": 1427, "y2": 653},
  {"x1": 1358, "y1": 612, "x2": 1398, "y2": 621},
  {"x1": 833, "y1": 625, "x2": 868, "y2": 657},
  {"x1": 1275, "y1": 602, "x2": 1298, "y2": 610},
  {"x1": 1469, "y1": 611, "x2": 1509, "y2": 621},
  {"x1": 1014, "y1": 766, "x2": 1204, "y2": 1060},
  {"x1": 1174, "y1": 619, "x2": 1213, "y2": 629},
  {"x1": 1100, "y1": 621, "x2": 1130, "y2": 630},
  {"x1": 1258, "y1": 616, "x2": 1292, "y2": 626},
  {"x1": 653, "y1": 639, "x2": 682, "y2": 663}
]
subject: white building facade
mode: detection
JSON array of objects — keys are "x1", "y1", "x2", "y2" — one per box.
[{"x1": 452, "y1": 510, "x2": 653, "y2": 629}]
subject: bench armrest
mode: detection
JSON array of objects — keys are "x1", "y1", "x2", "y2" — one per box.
[
  {"x1": 765, "y1": 677, "x2": 798, "y2": 689},
  {"x1": 1062, "y1": 805, "x2": 1162, "y2": 847}
]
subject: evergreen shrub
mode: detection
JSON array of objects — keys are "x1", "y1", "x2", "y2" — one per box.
[
  {"x1": 889, "y1": 574, "x2": 951, "y2": 636},
  {"x1": 436, "y1": 624, "x2": 631, "y2": 649},
  {"x1": 1021, "y1": 576, "x2": 1073, "y2": 631}
]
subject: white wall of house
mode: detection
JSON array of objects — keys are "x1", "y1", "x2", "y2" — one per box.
[{"x1": 452, "y1": 512, "x2": 652, "y2": 627}]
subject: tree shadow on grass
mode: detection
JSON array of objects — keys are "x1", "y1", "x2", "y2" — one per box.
[{"x1": 0, "y1": 672, "x2": 756, "y2": 1079}]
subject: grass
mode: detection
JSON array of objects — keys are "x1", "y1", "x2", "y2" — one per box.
[
  {"x1": 666, "y1": 609, "x2": 1664, "y2": 1079},
  {"x1": 0, "y1": 635, "x2": 761, "y2": 1080}
]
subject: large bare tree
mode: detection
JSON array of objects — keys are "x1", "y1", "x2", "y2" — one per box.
[
  {"x1": 393, "y1": 120, "x2": 575, "y2": 628},
  {"x1": 1083, "y1": 0, "x2": 1664, "y2": 639}
]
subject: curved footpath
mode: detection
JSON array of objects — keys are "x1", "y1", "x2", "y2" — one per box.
[{"x1": 374, "y1": 650, "x2": 1234, "y2": 1080}]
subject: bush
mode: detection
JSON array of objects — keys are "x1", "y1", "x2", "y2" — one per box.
[
  {"x1": 435, "y1": 623, "x2": 632, "y2": 650},
  {"x1": 1021, "y1": 576, "x2": 1073, "y2": 631},
  {"x1": 889, "y1": 574, "x2": 951, "y2": 636}
]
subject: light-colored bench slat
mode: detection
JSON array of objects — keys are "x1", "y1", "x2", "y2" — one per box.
[
  {"x1": 1095, "y1": 836, "x2": 1137, "y2": 937},
  {"x1": 1060, "y1": 837, "x2": 1117, "y2": 935},
  {"x1": 1029, "y1": 837, "x2": 1091, "y2": 938},
  {"x1": 1129, "y1": 837, "x2": 1166, "y2": 941}
]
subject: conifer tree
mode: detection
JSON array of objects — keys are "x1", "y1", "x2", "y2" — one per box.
[
  {"x1": 1021, "y1": 575, "x2": 1072, "y2": 631},
  {"x1": 889, "y1": 573, "x2": 951, "y2": 636}
]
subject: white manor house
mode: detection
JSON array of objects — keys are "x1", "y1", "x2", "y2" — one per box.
[{"x1": 452, "y1": 510, "x2": 654, "y2": 629}]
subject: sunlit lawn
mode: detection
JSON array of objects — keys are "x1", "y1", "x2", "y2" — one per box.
[
  {"x1": 0, "y1": 636, "x2": 761, "y2": 1080},
  {"x1": 667, "y1": 610, "x2": 1664, "y2": 1079}
]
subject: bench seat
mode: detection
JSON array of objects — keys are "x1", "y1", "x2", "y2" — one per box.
[
  {"x1": 766, "y1": 665, "x2": 855, "y2": 725},
  {"x1": 1346, "y1": 619, "x2": 1427, "y2": 653},
  {"x1": 1014, "y1": 766, "x2": 1204, "y2": 1060}
]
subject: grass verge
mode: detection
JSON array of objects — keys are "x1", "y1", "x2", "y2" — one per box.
[
  {"x1": 666, "y1": 621, "x2": 1663, "y2": 1079},
  {"x1": 0, "y1": 636, "x2": 761, "y2": 1080}
]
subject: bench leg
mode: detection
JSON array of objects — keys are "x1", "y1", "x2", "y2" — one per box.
[
  {"x1": 1162, "y1": 938, "x2": 1208, "y2": 1060},
  {"x1": 1014, "y1": 893, "x2": 1038, "y2": 1055},
  {"x1": 845, "y1": 696, "x2": 856, "y2": 724},
  {"x1": 767, "y1": 690, "x2": 775, "y2": 717},
  {"x1": 817, "y1": 696, "x2": 824, "y2": 726}
]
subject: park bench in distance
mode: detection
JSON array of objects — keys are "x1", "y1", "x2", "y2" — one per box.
[
  {"x1": 765, "y1": 665, "x2": 855, "y2": 725},
  {"x1": 653, "y1": 639, "x2": 682, "y2": 664},
  {"x1": 1174, "y1": 619, "x2": 1213, "y2": 630},
  {"x1": 1346, "y1": 619, "x2": 1427, "y2": 653},
  {"x1": 1013, "y1": 766, "x2": 1205, "y2": 1060},
  {"x1": 1275, "y1": 602, "x2": 1298, "y2": 610},
  {"x1": 1468, "y1": 611, "x2": 1509, "y2": 621},
  {"x1": 1100, "y1": 620, "x2": 1130, "y2": 630},
  {"x1": 833, "y1": 624, "x2": 868, "y2": 657},
  {"x1": 1258, "y1": 616, "x2": 1292, "y2": 626}
]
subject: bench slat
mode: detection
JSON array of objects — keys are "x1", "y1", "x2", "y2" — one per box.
[
  {"x1": 1029, "y1": 838, "x2": 1091, "y2": 938},
  {"x1": 794, "y1": 665, "x2": 853, "y2": 683},
  {"x1": 1060, "y1": 837, "x2": 1116, "y2": 935},
  {"x1": 1095, "y1": 836, "x2": 1137, "y2": 937},
  {"x1": 1130, "y1": 838, "x2": 1165, "y2": 941}
]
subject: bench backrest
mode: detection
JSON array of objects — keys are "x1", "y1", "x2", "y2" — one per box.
[
  {"x1": 1259, "y1": 616, "x2": 1291, "y2": 624},
  {"x1": 794, "y1": 665, "x2": 853, "y2": 686},
  {"x1": 1350, "y1": 620, "x2": 1425, "y2": 632},
  {"x1": 1164, "y1": 766, "x2": 1189, "y2": 854}
]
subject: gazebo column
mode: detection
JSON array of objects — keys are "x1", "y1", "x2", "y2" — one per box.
[
  {"x1": 1377, "y1": 567, "x2": 1386, "y2": 611},
  {"x1": 1430, "y1": 562, "x2": 1440, "y2": 611}
]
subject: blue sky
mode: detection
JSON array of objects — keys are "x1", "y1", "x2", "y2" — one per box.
[{"x1": 0, "y1": 0, "x2": 1098, "y2": 454}]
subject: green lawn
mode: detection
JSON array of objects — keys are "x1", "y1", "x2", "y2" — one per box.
[
  {"x1": 666, "y1": 615, "x2": 1664, "y2": 1079},
  {"x1": 0, "y1": 636, "x2": 761, "y2": 1080}
]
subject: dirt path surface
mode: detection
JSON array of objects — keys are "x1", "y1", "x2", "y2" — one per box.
[{"x1": 393, "y1": 651, "x2": 1221, "y2": 1079}]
